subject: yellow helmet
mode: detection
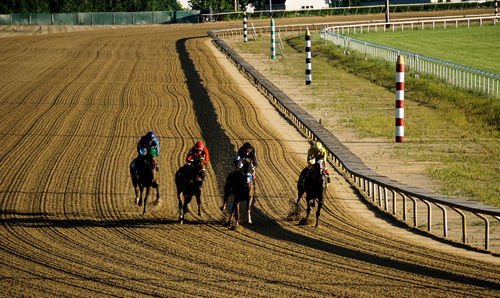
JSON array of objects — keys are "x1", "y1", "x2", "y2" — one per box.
[{"x1": 312, "y1": 142, "x2": 323, "y2": 151}]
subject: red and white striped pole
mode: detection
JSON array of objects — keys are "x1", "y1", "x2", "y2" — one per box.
[
  {"x1": 495, "y1": 0, "x2": 498, "y2": 17},
  {"x1": 396, "y1": 55, "x2": 404, "y2": 143}
]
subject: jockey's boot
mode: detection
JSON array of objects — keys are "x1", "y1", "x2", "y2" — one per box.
[{"x1": 324, "y1": 168, "x2": 331, "y2": 183}]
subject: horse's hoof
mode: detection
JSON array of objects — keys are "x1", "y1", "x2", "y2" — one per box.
[
  {"x1": 135, "y1": 197, "x2": 139, "y2": 205},
  {"x1": 230, "y1": 225, "x2": 242, "y2": 231},
  {"x1": 198, "y1": 212, "x2": 202, "y2": 217},
  {"x1": 248, "y1": 219, "x2": 252, "y2": 224},
  {"x1": 310, "y1": 202, "x2": 315, "y2": 207},
  {"x1": 299, "y1": 218, "x2": 314, "y2": 226}
]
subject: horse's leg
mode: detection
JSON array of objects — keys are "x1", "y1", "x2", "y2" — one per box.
[
  {"x1": 138, "y1": 186, "x2": 144, "y2": 206},
  {"x1": 305, "y1": 197, "x2": 312, "y2": 219},
  {"x1": 233, "y1": 201, "x2": 240, "y2": 226},
  {"x1": 183, "y1": 194, "x2": 192, "y2": 215},
  {"x1": 130, "y1": 162, "x2": 140, "y2": 205},
  {"x1": 177, "y1": 191, "x2": 184, "y2": 224},
  {"x1": 134, "y1": 185, "x2": 140, "y2": 205},
  {"x1": 296, "y1": 169, "x2": 306, "y2": 205},
  {"x1": 220, "y1": 194, "x2": 228, "y2": 211},
  {"x1": 154, "y1": 183, "x2": 160, "y2": 204},
  {"x1": 247, "y1": 197, "x2": 253, "y2": 224},
  {"x1": 247, "y1": 185, "x2": 254, "y2": 224},
  {"x1": 297, "y1": 189, "x2": 304, "y2": 205},
  {"x1": 142, "y1": 186, "x2": 151, "y2": 215},
  {"x1": 315, "y1": 196, "x2": 323, "y2": 228},
  {"x1": 221, "y1": 179, "x2": 231, "y2": 211},
  {"x1": 226, "y1": 198, "x2": 238, "y2": 227}
]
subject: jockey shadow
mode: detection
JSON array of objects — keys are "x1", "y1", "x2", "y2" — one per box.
[{"x1": 243, "y1": 207, "x2": 499, "y2": 290}]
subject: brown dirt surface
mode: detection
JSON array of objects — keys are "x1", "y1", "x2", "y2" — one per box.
[{"x1": 0, "y1": 11, "x2": 499, "y2": 296}]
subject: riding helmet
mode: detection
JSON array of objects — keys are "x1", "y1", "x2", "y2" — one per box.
[
  {"x1": 195, "y1": 141, "x2": 204, "y2": 150},
  {"x1": 312, "y1": 142, "x2": 323, "y2": 151},
  {"x1": 146, "y1": 131, "x2": 155, "y2": 140},
  {"x1": 243, "y1": 142, "x2": 252, "y2": 151}
]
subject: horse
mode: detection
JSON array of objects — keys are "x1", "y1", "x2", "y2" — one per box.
[
  {"x1": 221, "y1": 158, "x2": 255, "y2": 228},
  {"x1": 130, "y1": 146, "x2": 159, "y2": 215},
  {"x1": 175, "y1": 156, "x2": 206, "y2": 224},
  {"x1": 296, "y1": 158, "x2": 327, "y2": 227}
]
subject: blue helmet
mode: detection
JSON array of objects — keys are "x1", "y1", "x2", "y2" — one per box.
[{"x1": 146, "y1": 131, "x2": 155, "y2": 141}]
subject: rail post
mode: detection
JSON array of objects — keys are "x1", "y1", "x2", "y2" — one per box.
[
  {"x1": 306, "y1": 28, "x2": 312, "y2": 85},
  {"x1": 243, "y1": 12, "x2": 248, "y2": 42},
  {"x1": 270, "y1": 18, "x2": 275, "y2": 59},
  {"x1": 396, "y1": 55, "x2": 405, "y2": 143},
  {"x1": 495, "y1": 0, "x2": 498, "y2": 20}
]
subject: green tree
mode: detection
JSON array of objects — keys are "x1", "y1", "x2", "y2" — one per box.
[{"x1": 189, "y1": 0, "x2": 233, "y2": 12}]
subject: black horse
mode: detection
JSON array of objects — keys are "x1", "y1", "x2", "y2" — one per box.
[
  {"x1": 130, "y1": 147, "x2": 159, "y2": 215},
  {"x1": 175, "y1": 157, "x2": 206, "y2": 224},
  {"x1": 296, "y1": 158, "x2": 327, "y2": 227},
  {"x1": 221, "y1": 158, "x2": 255, "y2": 228}
]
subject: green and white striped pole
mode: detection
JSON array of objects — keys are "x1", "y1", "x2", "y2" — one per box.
[{"x1": 270, "y1": 18, "x2": 275, "y2": 59}]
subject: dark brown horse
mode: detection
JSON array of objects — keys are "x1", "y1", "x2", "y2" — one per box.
[
  {"x1": 175, "y1": 157, "x2": 206, "y2": 224},
  {"x1": 296, "y1": 158, "x2": 327, "y2": 227},
  {"x1": 221, "y1": 158, "x2": 255, "y2": 227},
  {"x1": 130, "y1": 146, "x2": 159, "y2": 215}
]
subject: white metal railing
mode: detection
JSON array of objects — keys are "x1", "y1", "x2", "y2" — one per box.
[
  {"x1": 200, "y1": 1, "x2": 496, "y2": 21},
  {"x1": 322, "y1": 16, "x2": 500, "y2": 97}
]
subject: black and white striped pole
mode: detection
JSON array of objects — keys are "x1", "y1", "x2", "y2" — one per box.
[
  {"x1": 305, "y1": 28, "x2": 311, "y2": 85},
  {"x1": 243, "y1": 12, "x2": 248, "y2": 42}
]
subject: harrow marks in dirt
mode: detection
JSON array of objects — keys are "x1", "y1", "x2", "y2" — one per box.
[{"x1": 0, "y1": 22, "x2": 498, "y2": 296}]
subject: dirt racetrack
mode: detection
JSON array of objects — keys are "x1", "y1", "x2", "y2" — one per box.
[{"x1": 1, "y1": 13, "x2": 499, "y2": 296}]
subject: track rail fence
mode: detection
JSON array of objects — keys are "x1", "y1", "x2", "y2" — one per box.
[
  {"x1": 201, "y1": 1, "x2": 495, "y2": 21},
  {"x1": 322, "y1": 16, "x2": 500, "y2": 97},
  {"x1": 209, "y1": 21, "x2": 500, "y2": 253}
]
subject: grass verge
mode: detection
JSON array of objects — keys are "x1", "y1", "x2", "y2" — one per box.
[
  {"x1": 233, "y1": 32, "x2": 499, "y2": 207},
  {"x1": 348, "y1": 24, "x2": 500, "y2": 74}
]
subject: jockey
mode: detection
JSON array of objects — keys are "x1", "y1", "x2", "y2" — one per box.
[
  {"x1": 132, "y1": 131, "x2": 159, "y2": 171},
  {"x1": 137, "y1": 131, "x2": 159, "y2": 157},
  {"x1": 307, "y1": 141, "x2": 330, "y2": 183},
  {"x1": 186, "y1": 141, "x2": 209, "y2": 165},
  {"x1": 234, "y1": 142, "x2": 257, "y2": 179}
]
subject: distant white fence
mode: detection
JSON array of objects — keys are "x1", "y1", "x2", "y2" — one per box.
[{"x1": 322, "y1": 16, "x2": 500, "y2": 97}]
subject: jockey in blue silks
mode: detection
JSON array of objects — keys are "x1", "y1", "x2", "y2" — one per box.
[
  {"x1": 137, "y1": 131, "x2": 159, "y2": 157},
  {"x1": 131, "y1": 131, "x2": 159, "y2": 172}
]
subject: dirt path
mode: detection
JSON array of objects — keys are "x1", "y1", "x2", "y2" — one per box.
[{"x1": 0, "y1": 15, "x2": 498, "y2": 296}]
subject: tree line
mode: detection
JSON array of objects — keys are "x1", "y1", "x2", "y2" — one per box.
[{"x1": 0, "y1": 0, "x2": 262, "y2": 14}]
